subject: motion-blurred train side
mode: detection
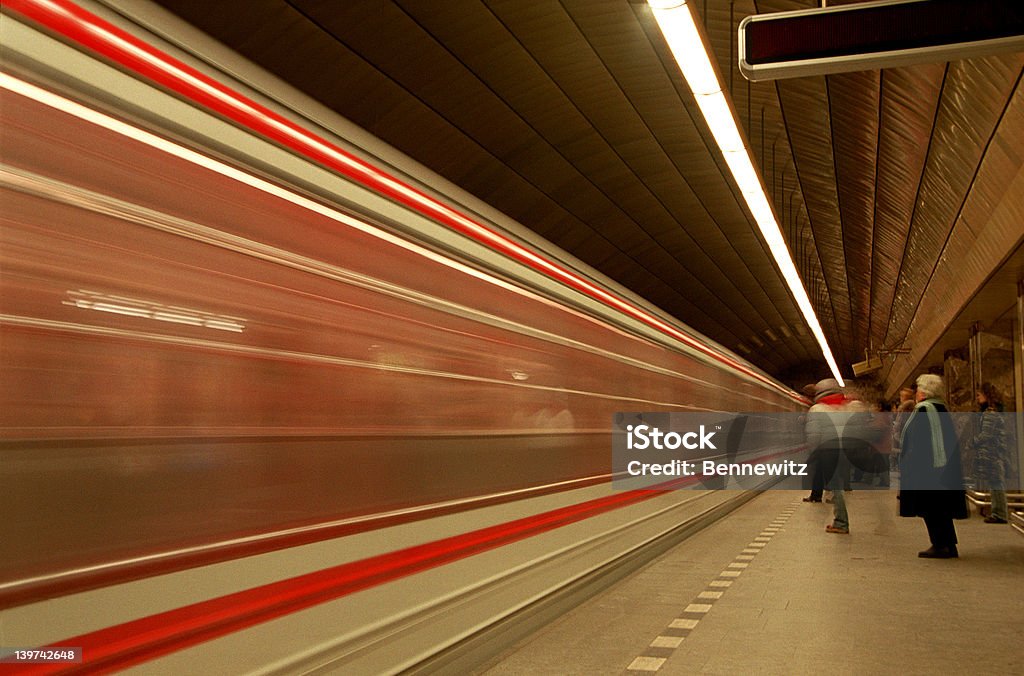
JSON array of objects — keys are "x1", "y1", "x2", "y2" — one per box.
[{"x1": 0, "y1": 1, "x2": 806, "y2": 672}]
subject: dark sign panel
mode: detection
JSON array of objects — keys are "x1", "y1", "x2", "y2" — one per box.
[{"x1": 740, "y1": 0, "x2": 1024, "y2": 81}]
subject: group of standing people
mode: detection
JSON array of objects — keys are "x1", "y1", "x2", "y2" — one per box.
[{"x1": 802, "y1": 374, "x2": 1012, "y2": 559}]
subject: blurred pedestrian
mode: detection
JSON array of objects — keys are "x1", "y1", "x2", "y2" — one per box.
[
  {"x1": 851, "y1": 398, "x2": 893, "y2": 487},
  {"x1": 803, "y1": 378, "x2": 860, "y2": 534},
  {"x1": 875, "y1": 398, "x2": 894, "y2": 487},
  {"x1": 972, "y1": 382, "x2": 1008, "y2": 524},
  {"x1": 803, "y1": 379, "x2": 847, "y2": 503},
  {"x1": 891, "y1": 387, "x2": 915, "y2": 455},
  {"x1": 899, "y1": 374, "x2": 967, "y2": 558},
  {"x1": 891, "y1": 386, "x2": 915, "y2": 499}
]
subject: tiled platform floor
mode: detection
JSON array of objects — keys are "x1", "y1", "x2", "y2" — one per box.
[{"x1": 478, "y1": 489, "x2": 1024, "y2": 675}]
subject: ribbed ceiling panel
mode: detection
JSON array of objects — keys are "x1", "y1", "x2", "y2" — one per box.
[
  {"x1": 880, "y1": 54, "x2": 1023, "y2": 354},
  {"x1": 776, "y1": 74, "x2": 855, "y2": 363},
  {"x1": 883, "y1": 66, "x2": 1024, "y2": 387},
  {"x1": 829, "y1": 69, "x2": 880, "y2": 356},
  {"x1": 868, "y1": 62, "x2": 946, "y2": 352}
]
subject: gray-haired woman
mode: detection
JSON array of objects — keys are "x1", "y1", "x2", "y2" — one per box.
[{"x1": 898, "y1": 374, "x2": 968, "y2": 558}]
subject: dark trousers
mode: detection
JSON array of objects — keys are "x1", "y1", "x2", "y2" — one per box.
[
  {"x1": 923, "y1": 514, "x2": 957, "y2": 548},
  {"x1": 807, "y1": 453, "x2": 824, "y2": 500},
  {"x1": 806, "y1": 448, "x2": 841, "y2": 500}
]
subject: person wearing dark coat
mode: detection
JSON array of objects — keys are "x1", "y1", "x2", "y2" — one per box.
[{"x1": 899, "y1": 374, "x2": 967, "y2": 559}]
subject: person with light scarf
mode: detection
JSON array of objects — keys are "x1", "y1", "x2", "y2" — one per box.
[{"x1": 898, "y1": 374, "x2": 968, "y2": 558}]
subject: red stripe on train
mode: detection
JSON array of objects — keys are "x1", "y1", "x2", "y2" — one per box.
[
  {"x1": 0, "y1": 474, "x2": 609, "y2": 609},
  {"x1": 13, "y1": 447, "x2": 802, "y2": 673},
  {"x1": 13, "y1": 481, "x2": 692, "y2": 675}
]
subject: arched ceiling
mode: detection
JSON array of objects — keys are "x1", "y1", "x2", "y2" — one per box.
[{"x1": 114, "y1": 0, "x2": 1023, "y2": 389}]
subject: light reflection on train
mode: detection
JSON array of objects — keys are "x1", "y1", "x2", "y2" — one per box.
[{"x1": 0, "y1": 2, "x2": 805, "y2": 671}]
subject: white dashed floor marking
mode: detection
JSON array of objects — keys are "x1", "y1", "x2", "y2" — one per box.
[
  {"x1": 651, "y1": 635, "x2": 685, "y2": 649},
  {"x1": 627, "y1": 656, "x2": 666, "y2": 672},
  {"x1": 623, "y1": 500, "x2": 800, "y2": 672},
  {"x1": 669, "y1": 618, "x2": 700, "y2": 630}
]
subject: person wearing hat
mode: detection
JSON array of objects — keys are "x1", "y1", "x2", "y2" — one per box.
[
  {"x1": 803, "y1": 379, "x2": 847, "y2": 502},
  {"x1": 802, "y1": 378, "x2": 861, "y2": 534}
]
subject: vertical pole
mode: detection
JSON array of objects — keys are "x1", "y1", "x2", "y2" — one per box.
[
  {"x1": 771, "y1": 140, "x2": 777, "y2": 210},
  {"x1": 787, "y1": 191, "x2": 795, "y2": 248},
  {"x1": 747, "y1": 78, "x2": 751, "y2": 141},
  {"x1": 780, "y1": 169, "x2": 786, "y2": 223},
  {"x1": 1014, "y1": 280, "x2": 1024, "y2": 489},
  {"x1": 729, "y1": 1, "x2": 735, "y2": 96},
  {"x1": 760, "y1": 107, "x2": 765, "y2": 173},
  {"x1": 969, "y1": 322, "x2": 981, "y2": 402}
]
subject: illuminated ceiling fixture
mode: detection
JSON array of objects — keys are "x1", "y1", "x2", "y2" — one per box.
[{"x1": 648, "y1": 0, "x2": 845, "y2": 387}]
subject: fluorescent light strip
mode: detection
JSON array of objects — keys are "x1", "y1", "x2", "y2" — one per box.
[{"x1": 649, "y1": 1, "x2": 845, "y2": 386}]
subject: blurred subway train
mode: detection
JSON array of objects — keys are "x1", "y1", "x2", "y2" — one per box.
[{"x1": 0, "y1": 1, "x2": 807, "y2": 672}]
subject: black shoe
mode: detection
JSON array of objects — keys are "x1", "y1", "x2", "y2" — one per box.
[
  {"x1": 984, "y1": 516, "x2": 1007, "y2": 524},
  {"x1": 803, "y1": 497, "x2": 822, "y2": 502},
  {"x1": 918, "y1": 546, "x2": 958, "y2": 559}
]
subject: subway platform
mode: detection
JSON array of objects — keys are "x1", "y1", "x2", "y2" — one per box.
[{"x1": 478, "y1": 489, "x2": 1024, "y2": 675}]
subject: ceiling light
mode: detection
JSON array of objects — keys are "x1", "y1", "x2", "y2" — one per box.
[{"x1": 649, "y1": 0, "x2": 845, "y2": 387}]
